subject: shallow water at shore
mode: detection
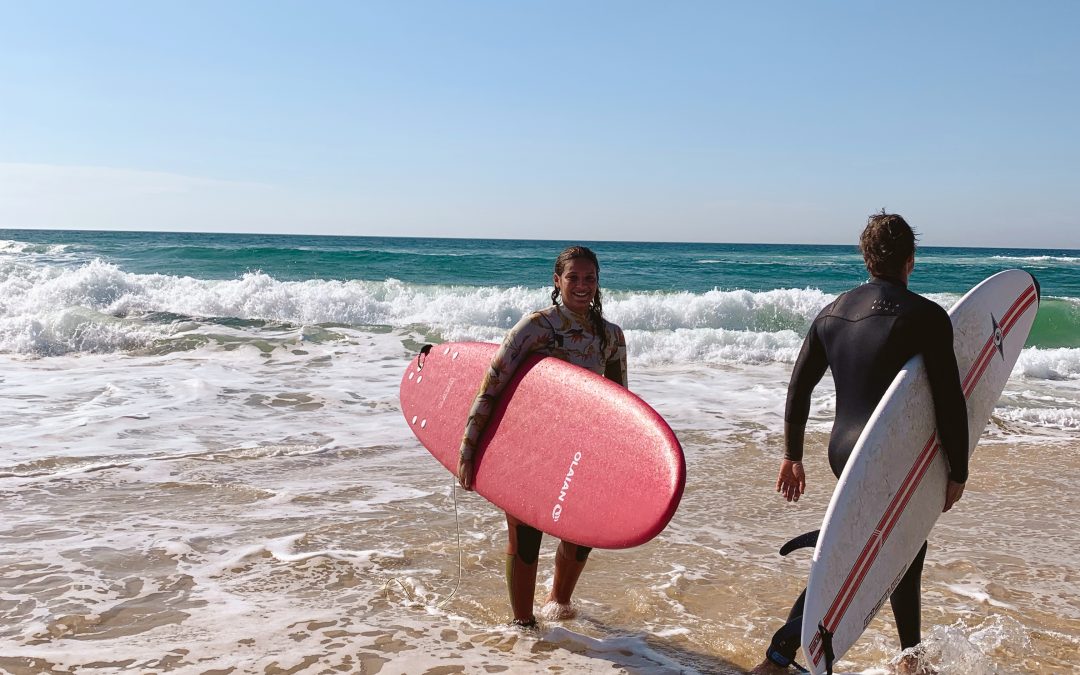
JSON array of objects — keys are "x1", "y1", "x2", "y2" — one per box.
[{"x1": 1, "y1": 328, "x2": 1076, "y2": 674}]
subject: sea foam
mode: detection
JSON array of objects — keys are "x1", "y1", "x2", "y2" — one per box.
[{"x1": 1, "y1": 260, "x2": 1077, "y2": 382}]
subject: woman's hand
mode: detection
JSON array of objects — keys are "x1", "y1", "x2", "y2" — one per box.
[
  {"x1": 776, "y1": 459, "x2": 806, "y2": 502},
  {"x1": 457, "y1": 455, "x2": 475, "y2": 491}
]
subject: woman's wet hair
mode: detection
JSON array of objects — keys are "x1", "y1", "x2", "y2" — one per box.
[
  {"x1": 550, "y1": 246, "x2": 608, "y2": 354},
  {"x1": 860, "y1": 211, "x2": 918, "y2": 278}
]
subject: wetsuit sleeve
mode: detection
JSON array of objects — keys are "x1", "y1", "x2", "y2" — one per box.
[
  {"x1": 921, "y1": 306, "x2": 970, "y2": 483},
  {"x1": 458, "y1": 313, "x2": 550, "y2": 459},
  {"x1": 783, "y1": 314, "x2": 829, "y2": 461},
  {"x1": 603, "y1": 324, "x2": 628, "y2": 388}
]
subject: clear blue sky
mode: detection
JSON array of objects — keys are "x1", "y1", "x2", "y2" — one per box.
[{"x1": 2, "y1": 1, "x2": 1078, "y2": 247}]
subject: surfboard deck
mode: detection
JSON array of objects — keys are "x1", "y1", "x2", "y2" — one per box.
[
  {"x1": 801, "y1": 269, "x2": 1039, "y2": 674},
  {"x1": 399, "y1": 341, "x2": 685, "y2": 549}
]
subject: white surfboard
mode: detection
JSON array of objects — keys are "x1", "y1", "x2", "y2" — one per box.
[{"x1": 801, "y1": 269, "x2": 1039, "y2": 674}]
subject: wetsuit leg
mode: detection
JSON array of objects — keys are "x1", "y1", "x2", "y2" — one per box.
[
  {"x1": 890, "y1": 540, "x2": 927, "y2": 650},
  {"x1": 550, "y1": 541, "x2": 591, "y2": 604},
  {"x1": 764, "y1": 588, "x2": 806, "y2": 666},
  {"x1": 505, "y1": 514, "x2": 542, "y2": 623}
]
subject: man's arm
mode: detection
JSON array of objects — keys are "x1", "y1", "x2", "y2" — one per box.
[
  {"x1": 777, "y1": 423, "x2": 808, "y2": 502},
  {"x1": 921, "y1": 305, "x2": 969, "y2": 509},
  {"x1": 784, "y1": 317, "x2": 829, "y2": 462},
  {"x1": 778, "y1": 315, "x2": 829, "y2": 501}
]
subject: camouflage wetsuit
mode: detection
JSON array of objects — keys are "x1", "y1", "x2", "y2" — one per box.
[{"x1": 459, "y1": 303, "x2": 628, "y2": 460}]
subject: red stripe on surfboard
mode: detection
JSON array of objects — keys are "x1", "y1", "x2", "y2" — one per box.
[
  {"x1": 811, "y1": 439, "x2": 941, "y2": 662},
  {"x1": 810, "y1": 435, "x2": 939, "y2": 663},
  {"x1": 821, "y1": 459, "x2": 936, "y2": 660},
  {"x1": 810, "y1": 434, "x2": 939, "y2": 662},
  {"x1": 963, "y1": 286, "x2": 1036, "y2": 394},
  {"x1": 809, "y1": 281, "x2": 1036, "y2": 665},
  {"x1": 961, "y1": 285, "x2": 1034, "y2": 394},
  {"x1": 821, "y1": 433, "x2": 937, "y2": 629},
  {"x1": 962, "y1": 336, "x2": 996, "y2": 394},
  {"x1": 1005, "y1": 285, "x2": 1037, "y2": 325},
  {"x1": 963, "y1": 288, "x2": 1036, "y2": 398}
]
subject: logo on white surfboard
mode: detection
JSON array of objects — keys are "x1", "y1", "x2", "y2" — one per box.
[
  {"x1": 551, "y1": 451, "x2": 583, "y2": 522},
  {"x1": 991, "y1": 313, "x2": 1005, "y2": 360}
]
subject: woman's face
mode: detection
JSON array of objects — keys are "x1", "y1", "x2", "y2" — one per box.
[{"x1": 554, "y1": 258, "x2": 598, "y2": 316}]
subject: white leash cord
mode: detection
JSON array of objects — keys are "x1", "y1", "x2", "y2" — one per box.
[{"x1": 383, "y1": 474, "x2": 464, "y2": 609}]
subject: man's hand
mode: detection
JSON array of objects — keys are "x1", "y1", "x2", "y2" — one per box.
[
  {"x1": 776, "y1": 459, "x2": 806, "y2": 502},
  {"x1": 457, "y1": 455, "x2": 475, "y2": 491},
  {"x1": 943, "y1": 479, "x2": 965, "y2": 512}
]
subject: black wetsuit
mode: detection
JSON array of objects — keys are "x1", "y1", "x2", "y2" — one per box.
[{"x1": 767, "y1": 276, "x2": 968, "y2": 667}]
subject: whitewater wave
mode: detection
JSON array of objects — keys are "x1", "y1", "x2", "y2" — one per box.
[
  {"x1": 0, "y1": 259, "x2": 831, "y2": 354},
  {"x1": 1, "y1": 260, "x2": 1077, "y2": 380},
  {"x1": 990, "y1": 255, "x2": 1079, "y2": 264},
  {"x1": 996, "y1": 406, "x2": 1080, "y2": 430},
  {"x1": 0, "y1": 239, "x2": 71, "y2": 256},
  {"x1": 1015, "y1": 347, "x2": 1080, "y2": 380}
]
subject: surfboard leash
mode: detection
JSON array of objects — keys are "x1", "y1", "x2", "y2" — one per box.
[
  {"x1": 436, "y1": 475, "x2": 465, "y2": 609},
  {"x1": 381, "y1": 474, "x2": 464, "y2": 610},
  {"x1": 817, "y1": 622, "x2": 835, "y2": 675}
]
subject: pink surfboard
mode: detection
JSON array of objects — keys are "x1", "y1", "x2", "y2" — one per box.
[{"x1": 399, "y1": 342, "x2": 685, "y2": 549}]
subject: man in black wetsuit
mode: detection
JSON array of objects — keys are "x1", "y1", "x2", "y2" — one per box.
[{"x1": 751, "y1": 213, "x2": 969, "y2": 675}]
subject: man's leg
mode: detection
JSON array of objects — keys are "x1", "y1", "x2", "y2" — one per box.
[
  {"x1": 751, "y1": 589, "x2": 807, "y2": 673},
  {"x1": 891, "y1": 541, "x2": 928, "y2": 650}
]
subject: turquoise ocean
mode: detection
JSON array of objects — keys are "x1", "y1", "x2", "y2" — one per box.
[
  {"x1": 3, "y1": 229, "x2": 1079, "y2": 356},
  {"x1": 1, "y1": 229, "x2": 1077, "y2": 673}
]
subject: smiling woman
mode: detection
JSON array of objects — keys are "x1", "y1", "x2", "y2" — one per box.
[
  {"x1": 553, "y1": 253, "x2": 599, "y2": 316},
  {"x1": 456, "y1": 245, "x2": 629, "y2": 627}
]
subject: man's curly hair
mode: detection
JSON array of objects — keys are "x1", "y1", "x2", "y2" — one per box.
[{"x1": 860, "y1": 211, "x2": 918, "y2": 278}]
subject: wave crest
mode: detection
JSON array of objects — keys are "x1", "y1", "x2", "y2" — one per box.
[
  {"x1": 1015, "y1": 347, "x2": 1080, "y2": 380},
  {"x1": 1, "y1": 261, "x2": 1076, "y2": 378}
]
